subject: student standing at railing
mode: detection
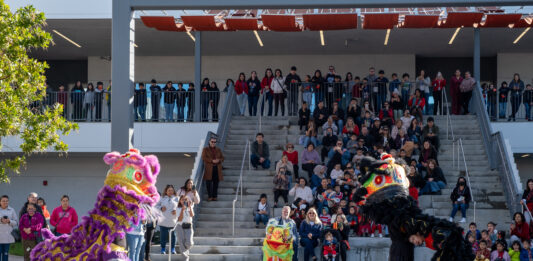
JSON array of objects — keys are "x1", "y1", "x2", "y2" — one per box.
[
  {"x1": 301, "y1": 75, "x2": 314, "y2": 108},
  {"x1": 235, "y1": 73, "x2": 248, "y2": 116},
  {"x1": 450, "y1": 70, "x2": 463, "y2": 115},
  {"x1": 487, "y1": 83, "x2": 498, "y2": 121},
  {"x1": 261, "y1": 68, "x2": 274, "y2": 116},
  {"x1": 57, "y1": 85, "x2": 68, "y2": 118},
  {"x1": 94, "y1": 82, "x2": 105, "y2": 121},
  {"x1": 186, "y1": 83, "x2": 195, "y2": 121},
  {"x1": 509, "y1": 74, "x2": 525, "y2": 121},
  {"x1": 163, "y1": 81, "x2": 176, "y2": 122},
  {"x1": 374, "y1": 70, "x2": 389, "y2": 112},
  {"x1": 498, "y1": 82, "x2": 510, "y2": 120},
  {"x1": 70, "y1": 81, "x2": 85, "y2": 121},
  {"x1": 200, "y1": 78, "x2": 211, "y2": 122},
  {"x1": 134, "y1": 83, "x2": 147, "y2": 121},
  {"x1": 350, "y1": 76, "x2": 363, "y2": 105},
  {"x1": 106, "y1": 81, "x2": 112, "y2": 121},
  {"x1": 209, "y1": 81, "x2": 221, "y2": 121},
  {"x1": 400, "y1": 73, "x2": 412, "y2": 108},
  {"x1": 247, "y1": 71, "x2": 261, "y2": 117},
  {"x1": 176, "y1": 83, "x2": 187, "y2": 122},
  {"x1": 389, "y1": 73, "x2": 401, "y2": 95},
  {"x1": 432, "y1": 72, "x2": 446, "y2": 116},
  {"x1": 523, "y1": 84, "x2": 533, "y2": 121},
  {"x1": 416, "y1": 70, "x2": 431, "y2": 115},
  {"x1": 83, "y1": 83, "x2": 95, "y2": 122},
  {"x1": 285, "y1": 66, "x2": 302, "y2": 116},
  {"x1": 149, "y1": 79, "x2": 161, "y2": 122},
  {"x1": 312, "y1": 70, "x2": 325, "y2": 108},
  {"x1": 202, "y1": 137, "x2": 224, "y2": 202},
  {"x1": 272, "y1": 69, "x2": 287, "y2": 116}
]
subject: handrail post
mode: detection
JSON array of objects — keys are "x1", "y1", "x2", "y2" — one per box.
[{"x1": 232, "y1": 199, "x2": 236, "y2": 237}]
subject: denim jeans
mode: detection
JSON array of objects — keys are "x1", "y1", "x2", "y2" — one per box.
[
  {"x1": 401, "y1": 89, "x2": 410, "y2": 106},
  {"x1": 159, "y1": 226, "x2": 176, "y2": 252},
  {"x1": 525, "y1": 103, "x2": 531, "y2": 120},
  {"x1": 237, "y1": 93, "x2": 247, "y2": 116},
  {"x1": 423, "y1": 92, "x2": 430, "y2": 114},
  {"x1": 302, "y1": 136, "x2": 318, "y2": 148},
  {"x1": 303, "y1": 92, "x2": 313, "y2": 108},
  {"x1": 499, "y1": 102, "x2": 507, "y2": 118},
  {"x1": 136, "y1": 105, "x2": 146, "y2": 121},
  {"x1": 0, "y1": 243, "x2": 9, "y2": 261},
  {"x1": 293, "y1": 240, "x2": 299, "y2": 261},
  {"x1": 254, "y1": 214, "x2": 269, "y2": 225},
  {"x1": 450, "y1": 203, "x2": 469, "y2": 218},
  {"x1": 126, "y1": 233, "x2": 144, "y2": 261},
  {"x1": 300, "y1": 237, "x2": 318, "y2": 261},
  {"x1": 261, "y1": 94, "x2": 273, "y2": 116},
  {"x1": 164, "y1": 103, "x2": 174, "y2": 122},
  {"x1": 250, "y1": 154, "x2": 270, "y2": 169},
  {"x1": 176, "y1": 104, "x2": 185, "y2": 121},
  {"x1": 248, "y1": 95, "x2": 259, "y2": 116},
  {"x1": 419, "y1": 181, "x2": 446, "y2": 195}
]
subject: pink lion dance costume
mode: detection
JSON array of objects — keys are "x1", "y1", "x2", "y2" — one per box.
[{"x1": 31, "y1": 149, "x2": 160, "y2": 260}]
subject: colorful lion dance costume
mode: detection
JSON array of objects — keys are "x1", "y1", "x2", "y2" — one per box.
[
  {"x1": 262, "y1": 219, "x2": 294, "y2": 261},
  {"x1": 31, "y1": 149, "x2": 160, "y2": 260},
  {"x1": 353, "y1": 154, "x2": 474, "y2": 261}
]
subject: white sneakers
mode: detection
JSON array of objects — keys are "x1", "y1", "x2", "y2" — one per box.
[
  {"x1": 449, "y1": 217, "x2": 453, "y2": 222},
  {"x1": 379, "y1": 234, "x2": 383, "y2": 238},
  {"x1": 370, "y1": 233, "x2": 375, "y2": 238},
  {"x1": 460, "y1": 218, "x2": 466, "y2": 223}
]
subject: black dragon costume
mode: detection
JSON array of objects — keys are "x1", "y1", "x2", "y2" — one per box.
[{"x1": 353, "y1": 154, "x2": 474, "y2": 261}]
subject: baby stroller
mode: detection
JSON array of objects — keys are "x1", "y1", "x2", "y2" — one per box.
[{"x1": 320, "y1": 228, "x2": 342, "y2": 261}]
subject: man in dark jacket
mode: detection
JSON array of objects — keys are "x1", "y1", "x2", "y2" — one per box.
[
  {"x1": 313, "y1": 101, "x2": 328, "y2": 128},
  {"x1": 149, "y1": 79, "x2": 162, "y2": 122},
  {"x1": 134, "y1": 83, "x2": 148, "y2": 121},
  {"x1": 251, "y1": 133, "x2": 270, "y2": 169},
  {"x1": 285, "y1": 66, "x2": 301, "y2": 116}
]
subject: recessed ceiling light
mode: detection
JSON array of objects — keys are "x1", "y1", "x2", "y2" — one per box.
[
  {"x1": 133, "y1": 43, "x2": 139, "y2": 48},
  {"x1": 52, "y1": 30, "x2": 81, "y2": 48},
  {"x1": 448, "y1": 27, "x2": 461, "y2": 45},
  {"x1": 186, "y1": 31, "x2": 196, "y2": 42},
  {"x1": 253, "y1": 30, "x2": 264, "y2": 47},
  {"x1": 521, "y1": 154, "x2": 530, "y2": 158},
  {"x1": 320, "y1": 30, "x2": 325, "y2": 46},
  {"x1": 184, "y1": 153, "x2": 191, "y2": 157},
  {"x1": 384, "y1": 29, "x2": 391, "y2": 45}
]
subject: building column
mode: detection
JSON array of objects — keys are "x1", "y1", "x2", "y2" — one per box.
[
  {"x1": 111, "y1": 0, "x2": 135, "y2": 152},
  {"x1": 473, "y1": 28, "x2": 480, "y2": 81},
  {"x1": 194, "y1": 31, "x2": 202, "y2": 122}
]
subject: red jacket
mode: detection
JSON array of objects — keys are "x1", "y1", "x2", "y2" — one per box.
[
  {"x1": 235, "y1": 80, "x2": 248, "y2": 95},
  {"x1": 511, "y1": 221, "x2": 530, "y2": 241},
  {"x1": 283, "y1": 150, "x2": 298, "y2": 165},
  {"x1": 408, "y1": 97, "x2": 426, "y2": 109},
  {"x1": 450, "y1": 76, "x2": 463, "y2": 95},
  {"x1": 342, "y1": 125, "x2": 360, "y2": 136},
  {"x1": 432, "y1": 79, "x2": 446, "y2": 92},
  {"x1": 261, "y1": 77, "x2": 273, "y2": 94},
  {"x1": 50, "y1": 206, "x2": 78, "y2": 235}
]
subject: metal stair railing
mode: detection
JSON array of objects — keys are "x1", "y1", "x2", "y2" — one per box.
[
  {"x1": 456, "y1": 138, "x2": 477, "y2": 223},
  {"x1": 232, "y1": 139, "x2": 251, "y2": 236}
]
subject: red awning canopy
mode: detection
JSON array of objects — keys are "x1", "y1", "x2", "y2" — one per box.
[
  {"x1": 261, "y1": 15, "x2": 302, "y2": 31},
  {"x1": 513, "y1": 18, "x2": 533, "y2": 28},
  {"x1": 401, "y1": 15, "x2": 439, "y2": 28},
  {"x1": 363, "y1": 13, "x2": 399, "y2": 29},
  {"x1": 439, "y1": 12, "x2": 483, "y2": 28},
  {"x1": 481, "y1": 14, "x2": 522, "y2": 27},
  {"x1": 224, "y1": 18, "x2": 261, "y2": 31},
  {"x1": 181, "y1": 16, "x2": 225, "y2": 31},
  {"x1": 302, "y1": 14, "x2": 357, "y2": 31},
  {"x1": 140, "y1": 16, "x2": 185, "y2": 32}
]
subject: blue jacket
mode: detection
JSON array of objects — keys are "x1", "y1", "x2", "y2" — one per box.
[
  {"x1": 520, "y1": 247, "x2": 533, "y2": 261},
  {"x1": 389, "y1": 79, "x2": 401, "y2": 93},
  {"x1": 299, "y1": 220, "x2": 322, "y2": 241}
]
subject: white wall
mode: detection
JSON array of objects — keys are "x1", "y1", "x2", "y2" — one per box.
[
  {"x1": 0, "y1": 153, "x2": 194, "y2": 220},
  {"x1": 88, "y1": 54, "x2": 416, "y2": 85},
  {"x1": 1, "y1": 122, "x2": 217, "y2": 153},
  {"x1": 497, "y1": 53, "x2": 533, "y2": 85},
  {"x1": 492, "y1": 122, "x2": 533, "y2": 153}
]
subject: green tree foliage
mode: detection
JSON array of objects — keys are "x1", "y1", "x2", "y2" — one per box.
[{"x1": 0, "y1": 1, "x2": 78, "y2": 183}]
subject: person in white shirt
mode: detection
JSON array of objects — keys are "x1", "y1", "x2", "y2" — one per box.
[
  {"x1": 330, "y1": 164, "x2": 344, "y2": 181},
  {"x1": 175, "y1": 195, "x2": 195, "y2": 259},
  {"x1": 289, "y1": 178, "x2": 314, "y2": 205},
  {"x1": 176, "y1": 179, "x2": 200, "y2": 208},
  {"x1": 0, "y1": 195, "x2": 18, "y2": 259},
  {"x1": 156, "y1": 185, "x2": 179, "y2": 254}
]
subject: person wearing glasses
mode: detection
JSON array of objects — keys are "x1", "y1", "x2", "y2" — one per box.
[
  {"x1": 201, "y1": 137, "x2": 224, "y2": 202},
  {"x1": 299, "y1": 208, "x2": 323, "y2": 261}
]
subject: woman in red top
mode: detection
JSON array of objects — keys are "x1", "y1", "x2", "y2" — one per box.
[
  {"x1": 234, "y1": 73, "x2": 248, "y2": 116},
  {"x1": 450, "y1": 70, "x2": 463, "y2": 115},
  {"x1": 342, "y1": 117, "x2": 360, "y2": 143},
  {"x1": 408, "y1": 89, "x2": 426, "y2": 123},
  {"x1": 510, "y1": 212, "x2": 530, "y2": 243},
  {"x1": 283, "y1": 143, "x2": 299, "y2": 179},
  {"x1": 432, "y1": 72, "x2": 447, "y2": 116},
  {"x1": 261, "y1": 68, "x2": 274, "y2": 116}
]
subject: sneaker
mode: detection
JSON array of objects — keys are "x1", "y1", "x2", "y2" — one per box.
[
  {"x1": 171, "y1": 249, "x2": 177, "y2": 255},
  {"x1": 160, "y1": 249, "x2": 166, "y2": 255},
  {"x1": 460, "y1": 218, "x2": 466, "y2": 223},
  {"x1": 370, "y1": 233, "x2": 375, "y2": 238},
  {"x1": 448, "y1": 217, "x2": 453, "y2": 222},
  {"x1": 379, "y1": 233, "x2": 383, "y2": 238},
  {"x1": 182, "y1": 250, "x2": 190, "y2": 257}
]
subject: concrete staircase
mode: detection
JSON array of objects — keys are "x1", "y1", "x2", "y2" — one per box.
[{"x1": 419, "y1": 115, "x2": 511, "y2": 231}]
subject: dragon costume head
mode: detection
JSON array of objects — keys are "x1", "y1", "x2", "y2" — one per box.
[{"x1": 103, "y1": 148, "x2": 160, "y2": 205}]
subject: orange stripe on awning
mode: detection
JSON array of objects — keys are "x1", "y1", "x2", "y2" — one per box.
[
  {"x1": 513, "y1": 18, "x2": 533, "y2": 28},
  {"x1": 439, "y1": 12, "x2": 483, "y2": 28},
  {"x1": 181, "y1": 16, "x2": 225, "y2": 31},
  {"x1": 302, "y1": 14, "x2": 358, "y2": 31},
  {"x1": 363, "y1": 13, "x2": 399, "y2": 29},
  {"x1": 140, "y1": 16, "x2": 185, "y2": 32},
  {"x1": 224, "y1": 18, "x2": 260, "y2": 31},
  {"x1": 401, "y1": 15, "x2": 439, "y2": 28},
  {"x1": 481, "y1": 14, "x2": 522, "y2": 28},
  {"x1": 261, "y1": 15, "x2": 302, "y2": 32}
]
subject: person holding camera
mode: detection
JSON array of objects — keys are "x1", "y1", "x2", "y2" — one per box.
[
  {"x1": 177, "y1": 179, "x2": 200, "y2": 208},
  {"x1": 273, "y1": 167, "x2": 290, "y2": 208},
  {"x1": 176, "y1": 195, "x2": 195, "y2": 259},
  {"x1": 449, "y1": 177, "x2": 471, "y2": 223},
  {"x1": 1, "y1": 195, "x2": 18, "y2": 261}
]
